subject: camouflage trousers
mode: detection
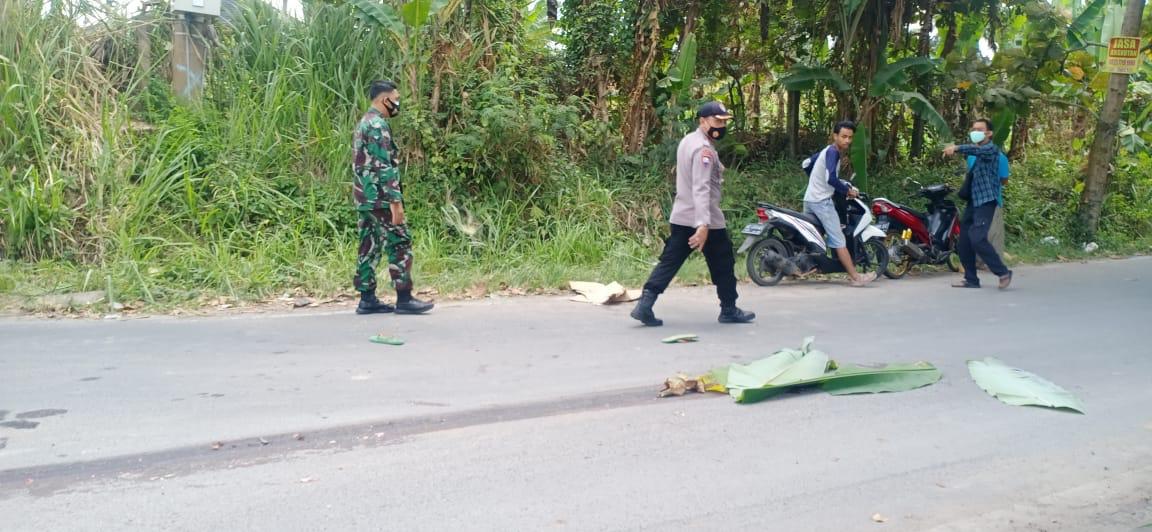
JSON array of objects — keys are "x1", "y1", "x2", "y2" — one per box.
[{"x1": 354, "y1": 209, "x2": 414, "y2": 294}]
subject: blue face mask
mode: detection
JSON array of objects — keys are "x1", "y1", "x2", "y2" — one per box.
[{"x1": 969, "y1": 131, "x2": 986, "y2": 143}]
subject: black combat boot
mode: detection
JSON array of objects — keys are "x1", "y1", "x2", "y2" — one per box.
[
  {"x1": 356, "y1": 291, "x2": 395, "y2": 315},
  {"x1": 630, "y1": 289, "x2": 663, "y2": 327},
  {"x1": 395, "y1": 290, "x2": 434, "y2": 315},
  {"x1": 718, "y1": 305, "x2": 756, "y2": 324}
]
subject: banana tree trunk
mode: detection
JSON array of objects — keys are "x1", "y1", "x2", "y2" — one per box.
[
  {"x1": 622, "y1": 0, "x2": 662, "y2": 154},
  {"x1": 547, "y1": 0, "x2": 558, "y2": 24},
  {"x1": 1080, "y1": 0, "x2": 1146, "y2": 237},
  {"x1": 751, "y1": 71, "x2": 762, "y2": 131},
  {"x1": 677, "y1": 0, "x2": 700, "y2": 51},
  {"x1": 1008, "y1": 109, "x2": 1030, "y2": 159},
  {"x1": 787, "y1": 90, "x2": 800, "y2": 158},
  {"x1": 910, "y1": 0, "x2": 937, "y2": 158}
]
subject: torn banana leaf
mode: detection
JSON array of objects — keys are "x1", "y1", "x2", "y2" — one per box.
[
  {"x1": 967, "y1": 357, "x2": 1085, "y2": 414},
  {"x1": 662, "y1": 334, "x2": 699, "y2": 344},
  {"x1": 369, "y1": 335, "x2": 405, "y2": 346},
  {"x1": 709, "y1": 338, "x2": 941, "y2": 404},
  {"x1": 733, "y1": 362, "x2": 942, "y2": 403},
  {"x1": 724, "y1": 336, "x2": 831, "y2": 393}
]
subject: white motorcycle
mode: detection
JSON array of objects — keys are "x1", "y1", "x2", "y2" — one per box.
[{"x1": 737, "y1": 194, "x2": 889, "y2": 286}]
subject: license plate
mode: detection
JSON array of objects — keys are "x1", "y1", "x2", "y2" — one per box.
[
  {"x1": 876, "y1": 216, "x2": 890, "y2": 232},
  {"x1": 742, "y1": 223, "x2": 767, "y2": 236}
]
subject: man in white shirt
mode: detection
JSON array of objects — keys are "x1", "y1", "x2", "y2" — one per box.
[{"x1": 803, "y1": 121, "x2": 875, "y2": 287}]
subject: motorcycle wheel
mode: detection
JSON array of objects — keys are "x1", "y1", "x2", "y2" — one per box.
[
  {"x1": 946, "y1": 238, "x2": 961, "y2": 272},
  {"x1": 882, "y1": 233, "x2": 913, "y2": 280},
  {"x1": 858, "y1": 237, "x2": 890, "y2": 277},
  {"x1": 947, "y1": 252, "x2": 962, "y2": 272},
  {"x1": 746, "y1": 237, "x2": 790, "y2": 287}
]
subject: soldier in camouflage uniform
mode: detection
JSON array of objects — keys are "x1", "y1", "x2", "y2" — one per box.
[{"x1": 351, "y1": 80, "x2": 433, "y2": 315}]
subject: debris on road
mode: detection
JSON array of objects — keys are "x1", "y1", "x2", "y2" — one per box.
[
  {"x1": 872, "y1": 513, "x2": 888, "y2": 523},
  {"x1": 568, "y1": 281, "x2": 641, "y2": 305},
  {"x1": 211, "y1": 441, "x2": 223, "y2": 450},
  {"x1": 293, "y1": 433, "x2": 305, "y2": 441},
  {"x1": 662, "y1": 337, "x2": 941, "y2": 404},
  {"x1": 299, "y1": 476, "x2": 316, "y2": 484},
  {"x1": 967, "y1": 357, "x2": 1085, "y2": 414},
  {"x1": 370, "y1": 335, "x2": 405, "y2": 346},
  {"x1": 658, "y1": 374, "x2": 703, "y2": 397},
  {"x1": 661, "y1": 334, "x2": 698, "y2": 344},
  {"x1": 293, "y1": 297, "x2": 315, "y2": 308},
  {"x1": 259, "y1": 437, "x2": 270, "y2": 446}
]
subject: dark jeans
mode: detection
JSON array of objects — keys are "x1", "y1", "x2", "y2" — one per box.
[
  {"x1": 958, "y1": 201, "x2": 1010, "y2": 284},
  {"x1": 643, "y1": 224, "x2": 739, "y2": 307}
]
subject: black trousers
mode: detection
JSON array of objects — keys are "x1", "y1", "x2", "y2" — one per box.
[
  {"x1": 643, "y1": 224, "x2": 739, "y2": 307},
  {"x1": 958, "y1": 201, "x2": 1010, "y2": 284}
]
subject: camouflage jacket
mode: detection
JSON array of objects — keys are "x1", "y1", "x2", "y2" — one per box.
[{"x1": 352, "y1": 108, "x2": 402, "y2": 210}]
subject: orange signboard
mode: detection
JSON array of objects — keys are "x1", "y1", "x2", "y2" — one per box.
[{"x1": 1104, "y1": 37, "x2": 1142, "y2": 74}]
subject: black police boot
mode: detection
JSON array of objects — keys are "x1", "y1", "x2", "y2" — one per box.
[
  {"x1": 718, "y1": 305, "x2": 756, "y2": 324},
  {"x1": 395, "y1": 290, "x2": 434, "y2": 315},
  {"x1": 356, "y1": 291, "x2": 395, "y2": 315},
  {"x1": 630, "y1": 289, "x2": 663, "y2": 327}
]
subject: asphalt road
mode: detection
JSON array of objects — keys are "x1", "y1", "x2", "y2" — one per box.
[{"x1": 1, "y1": 258, "x2": 1150, "y2": 531}]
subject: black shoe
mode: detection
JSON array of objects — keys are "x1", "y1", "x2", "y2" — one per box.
[
  {"x1": 356, "y1": 293, "x2": 395, "y2": 315},
  {"x1": 396, "y1": 297, "x2": 434, "y2": 315},
  {"x1": 630, "y1": 289, "x2": 663, "y2": 327},
  {"x1": 718, "y1": 306, "x2": 756, "y2": 324}
]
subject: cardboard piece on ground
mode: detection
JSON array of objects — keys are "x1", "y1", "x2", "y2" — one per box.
[{"x1": 568, "y1": 281, "x2": 641, "y2": 305}]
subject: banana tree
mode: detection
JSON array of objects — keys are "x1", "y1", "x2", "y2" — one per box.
[
  {"x1": 336, "y1": 0, "x2": 463, "y2": 156},
  {"x1": 655, "y1": 31, "x2": 698, "y2": 137},
  {"x1": 780, "y1": 57, "x2": 948, "y2": 189}
]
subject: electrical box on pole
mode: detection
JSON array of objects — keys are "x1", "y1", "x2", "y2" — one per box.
[{"x1": 171, "y1": 0, "x2": 220, "y2": 17}]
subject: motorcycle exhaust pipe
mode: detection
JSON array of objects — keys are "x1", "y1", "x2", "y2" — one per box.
[
  {"x1": 766, "y1": 251, "x2": 801, "y2": 276},
  {"x1": 900, "y1": 242, "x2": 925, "y2": 260}
]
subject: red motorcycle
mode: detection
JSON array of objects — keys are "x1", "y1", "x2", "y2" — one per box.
[{"x1": 870, "y1": 183, "x2": 962, "y2": 279}]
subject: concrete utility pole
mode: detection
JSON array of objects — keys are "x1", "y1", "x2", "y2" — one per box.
[
  {"x1": 171, "y1": 14, "x2": 209, "y2": 101},
  {"x1": 170, "y1": 0, "x2": 219, "y2": 101},
  {"x1": 1079, "y1": 0, "x2": 1147, "y2": 237}
]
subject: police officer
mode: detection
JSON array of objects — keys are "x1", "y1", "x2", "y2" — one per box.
[
  {"x1": 351, "y1": 80, "x2": 434, "y2": 315},
  {"x1": 631, "y1": 101, "x2": 756, "y2": 326}
]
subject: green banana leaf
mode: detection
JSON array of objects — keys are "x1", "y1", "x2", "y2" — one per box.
[
  {"x1": 779, "y1": 66, "x2": 852, "y2": 92},
  {"x1": 711, "y1": 338, "x2": 941, "y2": 404},
  {"x1": 869, "y1": 57, "x2": 939, "y2": 97},
  {"x1": 820, "y1": 362, "x2": 943, "y2": 395},
  {"x1": 733, "y1": 361, "x2": 942, "y2": 403},
  {"x1": 1067, "y1": 0, "x2": 1109, "y2": 50},
  {"x1": 967, "y1": 357, "x2": 1085, "y2": 414},
  {"x1": 850, "y1": 123, "x2": 871, "y2": 189}
]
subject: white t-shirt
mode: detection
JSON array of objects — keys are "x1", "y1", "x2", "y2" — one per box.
[{"x1": 803, "y1": 145, "x2": 851, "y2": 203}]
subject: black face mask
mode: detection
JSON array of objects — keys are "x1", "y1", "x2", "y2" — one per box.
[
  {"x1": 707, "y1": 126, "x2": 728, "y2": 140},
  {"x1": 385, "y1": 98, "x2": 400, "y2": 117}
]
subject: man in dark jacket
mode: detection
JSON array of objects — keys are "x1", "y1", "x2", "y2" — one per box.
[{"x1": 943, "y1": 118, "x2": 1013, "y2": 290}]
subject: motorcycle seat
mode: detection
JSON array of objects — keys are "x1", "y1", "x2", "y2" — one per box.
[
  {"x1": 765, "y1": 204, "x2": 824, "y2": 233},
  {"x1": 890, "y1": 202, "x2": 928, "y2": 221}
]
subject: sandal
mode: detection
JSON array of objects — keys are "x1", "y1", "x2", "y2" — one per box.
[{"x1": 998, "y1": 271, "x2": 1013, "y2": 290}]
